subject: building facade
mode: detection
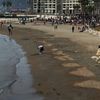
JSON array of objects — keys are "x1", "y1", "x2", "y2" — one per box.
[
  {"x1": 94, "y1": 1, "x2": 100, "y2": 15},
  {"x1": 62, "y1": 0, "x2": 80, "y2": 15},
  {"x1": 32, "y1": 0, "x2": 80, "y2": 15},
  {"x1": 32, "y1": 0, "x2": 57, "y2": 14}
]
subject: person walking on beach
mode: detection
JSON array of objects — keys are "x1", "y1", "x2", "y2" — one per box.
[
  {"x1": 1, "y1": 22, "x2": 3, "y2": 28},
  {"x1": 54, "y1": 23, "x2": 58, "y2": 29},
  {"x1": 72, "y1": 25, "x2": 75, "y2": 32},
  {"x1": 8, "y1": 24, "x2": 13, "y2": 36},
  {"x1": 38, "y1": 45, "x2": 44, "y2": 54}
]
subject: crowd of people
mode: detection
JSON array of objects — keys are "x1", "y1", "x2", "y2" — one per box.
[{"x1": 21, "y1": 14, "x2": 99, "y2": 33}]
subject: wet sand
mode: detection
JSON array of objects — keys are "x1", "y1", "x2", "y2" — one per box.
[{"x1": 0, "y1": 24, "x2": 100, "y2": 100}]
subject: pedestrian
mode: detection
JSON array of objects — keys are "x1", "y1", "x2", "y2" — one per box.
[
  {"x1": 72, "y1": 25, "x2": 75, "y2": 32},
  {"x1": 78, "y1": 26, "x2": 81, "y2": 31},
  {"x1": 54, "y1": 23, "x2": 58, "y2": 29},
  {"x1": 8, "y1": 24, "x2": 13, "y2": 36},
  {"x1": 38, "y1": 45, "x2": 44, "y2": 54},
  {"x1": 1, "y1": 22, "x2": 3, "y2": 28}
]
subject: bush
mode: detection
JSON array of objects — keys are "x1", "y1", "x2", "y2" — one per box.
[{"x1": 0, "y1": 14, "x2": 4, "y2": 17}]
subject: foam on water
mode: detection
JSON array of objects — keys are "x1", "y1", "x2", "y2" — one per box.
[
  {"x1": 0, "y1": 35, "x2": 21, "y2": 89},
  {"x1": 0, "y1": 34, "x2": 43, "y2": 100}
]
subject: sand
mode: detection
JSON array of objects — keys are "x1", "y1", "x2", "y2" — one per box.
[{"x1": 0, "y1": 23, "x2": 100, "y2": 100}]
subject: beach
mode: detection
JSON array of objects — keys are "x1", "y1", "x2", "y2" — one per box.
[{"x1": 0, "y1": 23, "x2": 100, "y2": 100}]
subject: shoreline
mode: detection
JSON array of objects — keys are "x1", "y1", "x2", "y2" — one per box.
[{"x1": 0, "y1": 31, "x2": 44, "y2": 100}]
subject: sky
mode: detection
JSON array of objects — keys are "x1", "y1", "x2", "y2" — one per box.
[{"x1": 0, "y1": 0, "x2": 28, "y2": 10}]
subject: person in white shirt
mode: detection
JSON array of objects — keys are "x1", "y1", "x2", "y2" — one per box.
[{"x1": 38, "y1": 45, "x2": 44, "y2": 54}]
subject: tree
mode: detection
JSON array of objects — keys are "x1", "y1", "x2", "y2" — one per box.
[
  {"x1": 93, "y1": 0, "x2": 100, "y2": 15},
  {"x1": 78, "y1": 0, "x2": 90, "y2": 14},
  {"x1": 86, "y1": 5, "x2": 95, "y2": 14},
  {"x1": 78, "y1": 0, "x2": 96, "y2": 23},
  {"x1": 73, "y1": 4, "x2": 80, "y2": 14},
  {"x1": 93, "y1": 0, "x2": 99, "y2": 2}
]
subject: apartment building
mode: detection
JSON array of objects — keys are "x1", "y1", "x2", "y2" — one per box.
[
  {"x1": 62, "y1": 0, "x2": 80, "y2": 15},
  {"x1": 94, "y1": 1, "x2": 100, "y2": 15},
  {"x1": 32, "y1": 0, "x2": 57, "y2": 14},
  {"x1": 32, "y1": 0, "x2": 80, "y2": 15}
]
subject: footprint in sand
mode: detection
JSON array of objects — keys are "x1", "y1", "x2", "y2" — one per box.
[
  {"x1": 54, "y1": 56, "x2": 66, "y2": 61},
  {"x1": 69, "y1": 67, "x2": 95, "y2": 77},
  {"x1": 74, "y1": 80, "x2": 100, "y2": 90},
  {"x1": 46, "y1": 43, "x2": 53, "y2": 47},
  {"x1": 51, "y1": 48, "x2": 58, "y2": 52},
  {"x1": 62, "y1": 63, "x2": 80, "y2": 68},
  {"x1": 42, "y1": 41, "x2": 53, "y2": 47},
  {"x1": 53, "y1": 51, "x2": 65, "y2": 55},
  {"x1": 61, "y1": 55, "x2": 74, "y2": 61},
  {"x1": 53, "y1": 51, "x2": 74, "y2": 61},
  {"x1": 44, "y1": 42, "x2": 53, "y2": 47},
  {"x1": 54, "y1": 55, "x2": 74, "y2": 61}
]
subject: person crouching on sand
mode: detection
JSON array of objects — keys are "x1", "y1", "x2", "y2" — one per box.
[
  {"x1": 38, "y1": 45, "x2": 44, "y2": 54},
  {"x1": 95, "y1": 45, "x2": 100, "y2": 62},
  {"x1": 91, "y1": 45, "x2": 100, "y2": 63}
]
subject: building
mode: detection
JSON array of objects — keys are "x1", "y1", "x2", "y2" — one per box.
[
  {"x1": 32, "y1": 0, "x2": 57, "y2": 14},
  {"x1": 27, "y1": 0, "x2": 33, "y2": 13},
  {"x1": 32, "y1": 0, "x2": 80, "y2": 15},
  {"x1": 62, "y1": 0, "x2": 80, "y2": 15},
  {"x1": 94, "y1": 1, "x2": 100, "y2": 15}
]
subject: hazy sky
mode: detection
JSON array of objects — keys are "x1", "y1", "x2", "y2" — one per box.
[{"x1": 0, "y1": 0, "x2": 28, "y2": 9}]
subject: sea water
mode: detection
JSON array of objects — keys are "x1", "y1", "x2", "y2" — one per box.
[{"x1": 0, "y1": 35, "x2": 43, "y2": 100}]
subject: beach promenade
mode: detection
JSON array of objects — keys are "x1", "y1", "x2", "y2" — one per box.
[{"x1": 0, "y1": 23, "x2": 100, "y2": 100}]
